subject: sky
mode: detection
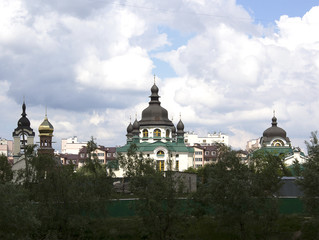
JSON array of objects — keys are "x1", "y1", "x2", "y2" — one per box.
[{"x1": 1, "y1": 0, "x2": 319, "y2": 152}]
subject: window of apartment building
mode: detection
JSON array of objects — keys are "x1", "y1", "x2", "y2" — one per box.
[
  {"x1": 195, "y1": 158, "x2": 202, "y2": 162},
  {"x1": 211, "y1": 151, "x2": 216, "y2": 156},
  {"x1": 107, "y1": 153, "x2": 111, "y2": 157},
  {"x1": 176, "y1": 154, "x2": 179, "y2": 158},
  {"x1": 205, "y1": 151, "x2": 209, "y2": 155},
  {"x1": 195, "y1": 151, "x2": 202, "y2": 155},
  {"x1": 175, "y1": 160, "x2": 179, "y2": 171},
  {"x1": 157, "y1": 160, "x2": 164, "y2": 171},
  {"x1": 99, "y1": 159, "x2": 104, "y2": 164},
  {"x1": 97, "y1": 153, "x2": 104, "y2": 156},
  {"x1": 195, "y1": 164, "x2": 202, "y2": 168}
]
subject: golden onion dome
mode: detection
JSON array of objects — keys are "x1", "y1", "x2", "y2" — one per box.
[{"x1": 38, "y1": 115, "x2": 54, "y2": 136}]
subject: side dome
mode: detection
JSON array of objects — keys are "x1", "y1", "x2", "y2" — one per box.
[
  {"x1": 139, "y1": 83, "x2": 174, "y2": 127},
  {"x1": 172, "y1": 124, "x2": 176, "y2": 134},
  {"x1": 127, "y1": 122, "x2": 133, "y2": 134},
  {"x1": 39, "y1": 115, "x2": 54, "y2": 136},
  {"x1": 263, "y1": 116, "x2": 286, "y2": 139},
  {"x1": 133, "y1": 119, "x2": 140, "y2": 130},
  {"x1": 177, "y1": 119, "x2": 184, "y2": 131}
]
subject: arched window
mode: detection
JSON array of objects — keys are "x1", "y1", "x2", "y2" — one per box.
[
  {"x1": 166, "y1": 129, "x2": 170, "y2": 138},
  {"x1": 157, "y1": 150, "x2": 164, "y2": 157},
  {"x1": 157, "y1": 160, "x2": 164, "y2": 171},
  {"x1": 272, "y1": 139, "x2": 284, "y2": 147},
  {"x1": 154, "y1": 129, "x2": 161, "y2": 138},
  {"x1": 143, "y1": 129, "x2": 148, "y2": 138}
]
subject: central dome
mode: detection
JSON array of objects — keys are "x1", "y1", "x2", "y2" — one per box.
[
  {"x1": 263, "y1": 116, "x2": 287, "y2": 139},
  {"x1": 139, "y1": 83, "x2": 174, "y2": 127}
]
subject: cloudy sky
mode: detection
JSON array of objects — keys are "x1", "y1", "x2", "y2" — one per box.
[{"x1": 1, "y1": 0, "x2": 319, "y2": 152}]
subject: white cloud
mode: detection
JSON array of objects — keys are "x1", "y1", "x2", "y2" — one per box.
[{"x1": 1, "y1": 0, "x2": 319, "y2": 152}]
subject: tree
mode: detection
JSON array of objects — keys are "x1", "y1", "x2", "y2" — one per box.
[
  {"x1": 15, "y1": 139, "x2": 113, "y2": 239},
  {"x1": 0, "y1": 154, "x2": 13, "y2": 183},
  {"x1": 298, "y1": 132, "x2": 319, "y2": 216},
  {"x1": 0, "y1": 183, "x2": 39, "y2": 240},
  {"x1": 194, "y1": 146, "x2": 283, "y2": 239},
  {"x1": 118, "y1": 144, "x2": 186, "y2": 240}
]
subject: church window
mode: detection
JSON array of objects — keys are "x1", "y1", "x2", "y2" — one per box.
[
  {"x1": 157, "y1": 160, "x2": 165, "y2": 171},
  {"x1": 143, "y1": 129, "x2": 149, "y2": 138},
  {"x1": 272, "y1": 139, "x2": 284, "y2": 147},
  {"x1": 154, "y1": 129, "x2": 161, "y2": 138},
  {"x1": 157, "y1": 150, "x2": 164, "y2": 157},
  {"x1": 166, "y1": 130, "x2": 170, "y2": 138}
]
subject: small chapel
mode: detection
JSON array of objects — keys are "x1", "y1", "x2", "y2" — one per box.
[{"x1": 253, "y1": 112, "x2": 306, "y2": 165}]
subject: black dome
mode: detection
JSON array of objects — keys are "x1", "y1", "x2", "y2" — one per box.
[
  {"x1": 263, "y1": 116, "x2": 287, "y2": 139},
  {"x1": 139, "y1": 83, "x2": 174, "y2": 127},
  {"x1": 177, "y1": 119, "x2": 184, "y2": 131},
  {"x1": 127, "y1": 122, "x2": 133, "y2": 134},
  {"x1": 133, "y1": 119, "x2": 140, "y2": 130},
  {"x1": 172, "y1": 125, "x2": 176, "y2": 134},
  {"x1": 17, "y1": 102, "x2": 31, "y2": 127}
]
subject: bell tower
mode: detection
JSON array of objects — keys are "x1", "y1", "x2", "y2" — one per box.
[
  {"x1": 38, "y1": 111, "x2": 54, "y2": 155},
  {"x1": 12, "y1": 101, "x2": 35, "y2": 162}
]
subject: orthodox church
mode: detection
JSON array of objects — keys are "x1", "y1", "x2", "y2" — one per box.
[
  {"x1": 252, "y1": 113, "x2": 306, "y2": 165},
  {"x1": 116, "y1": 82, "x2": 194, "y2": 177}
]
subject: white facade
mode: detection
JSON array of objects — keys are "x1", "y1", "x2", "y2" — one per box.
[
  {"x1": 61, "y1": 136, "x2": 87, "y2": 154},
  {"x1": 113, "y1": 149, "x2": 193, "y2": 177},
  {"x1": 184, "y1": 132, "x2": 229, "y2": 146},
  {"x1": 284, "y1": 147, "x2": 307, "y2": 165}
]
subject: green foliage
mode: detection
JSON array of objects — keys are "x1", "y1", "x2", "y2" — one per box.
[
  {"x1": 298, "y1": 131, "x2": 319, "y2": 217},
  {"x1": 183, "y1": 166, "x2": 198, "y2": 174},
  {"x1": 118, "y1": 144, "x2": 186, "y2": 240},
  {"x1": 9, "y1": 138, "x2": 113, "y2": 239},
  {"x1": 0, "y1": 154, "x2": 13, "y2": 183},
  {"x1": 0, "y1": 184, "x2": 39, "y2": 240},
  {"x1": 194, "y1": 146, "x2": 283, "y2": 239}
]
